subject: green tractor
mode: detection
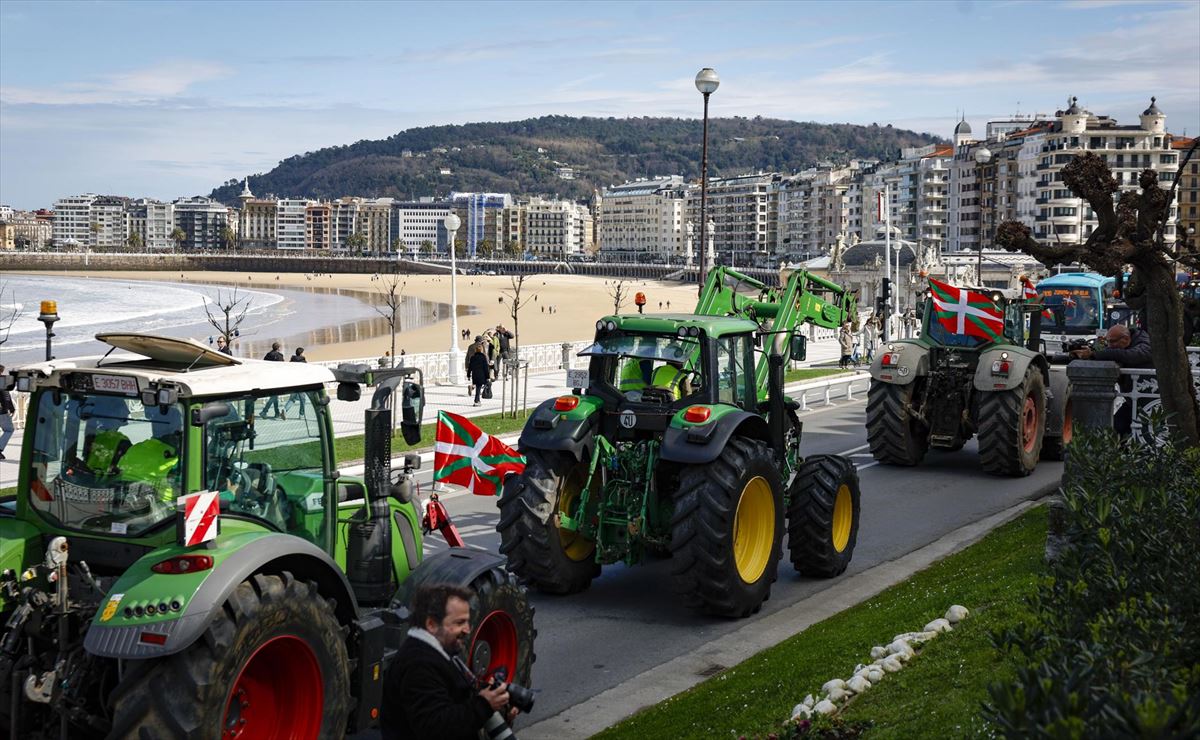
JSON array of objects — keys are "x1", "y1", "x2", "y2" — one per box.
[
  {"x1": 0, "y1": 333, "x2": 535, "y2": 739},
  {"x1": 498, "y1": 267, "x2": 864, "y2": 618},
  {"x1": 865, "y1": 283, "x2": 1071, "y2": 475}
]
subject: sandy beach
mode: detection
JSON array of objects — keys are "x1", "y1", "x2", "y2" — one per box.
[{"x1": 21, "y1": 270, "x2": 702, "y2": 362}]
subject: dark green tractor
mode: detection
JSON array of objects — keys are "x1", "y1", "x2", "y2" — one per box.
[{"x1": 498, "y1": 267, "x2": 864, "y2": 618}]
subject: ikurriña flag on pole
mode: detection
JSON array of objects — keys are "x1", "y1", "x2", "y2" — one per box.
[
  {"x1": 928, "y1": 277, "x2": 1004, "y2": 340},
  {"x1": 434, "y1": 411, "x2": 526, "y2": 496},
  {"x1": 1020, "y1": 277, "x2": 1054, "y2": 320}
]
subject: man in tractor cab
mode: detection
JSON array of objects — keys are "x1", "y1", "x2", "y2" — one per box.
[
  {"x1": 650, "y1": 359, "x2": 692, "y2": 400},
  {"x1": 116, "y1": 405, "x2": 183, "y2": 504},
  {"x1": 619, "y1": 357, "x2": 650, "y2": 392},
  {"x1": 78, "y1": 396, "x2": 133, "y2": 477},
  {"x1": 381, "y1": 583, "x2": 516, "y2": 740}
]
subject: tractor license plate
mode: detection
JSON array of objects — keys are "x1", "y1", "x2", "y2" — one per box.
[{"x1": 90, "y1": 374, "x2": 140, "y2": 395}]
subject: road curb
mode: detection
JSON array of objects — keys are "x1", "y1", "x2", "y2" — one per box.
[{"x1": 521, "y1": 480, "x2": 1059, "y2": 740}]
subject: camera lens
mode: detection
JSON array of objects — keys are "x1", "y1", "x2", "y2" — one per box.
[{"x1": 506, "y1": 683, "x2": 536, "y2": 714}]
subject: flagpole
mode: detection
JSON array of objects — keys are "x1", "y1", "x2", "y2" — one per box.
[{"x1": 884, "y1": 182, "x2": 893, "y2": 339}]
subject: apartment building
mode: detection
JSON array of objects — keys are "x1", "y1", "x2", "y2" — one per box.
[
  {"x1": 173, "y1": 196, "x2": 228, "y2": 250},
  {"x1": 501, "y1": 203, "x2": 525, "y2": 255},
  {"x1": 524, "y1": 197, "x2": 592, "y2": 258},
  {"x1": 275, "y1": 199, "x2": 309, "y2": 250},
  {"x1": 390, "y1": 201, "x2": 453, "y2": 255},
  {"x1": 687, "y1": 172, "x2": 779, "y2": 266},
  {"x1": 52, "y1": 194, "x2": 97, "y2": 247},
  {"x1": 451, "y1": 192, "x2": 512, "y2": 256},
  {"x1": 306, "y1": 202, "x2": 332, "y2": 250},
  {"x1": 127, "y1": 199, "x2": 176, "y2": 250},
  {"x1": 597, "y1": 176, "x2": 686, "y2": 262},
  {"x1": 777, "y1": 165, "x2": 863, "y2": 259},
  {"x1": 328, "y1": 197, "x2": 393, "y2": 253},
  {"x1": 3, "y1": 211, "x2": 52, "y2": 248},
  {"x1": 1175, "y1": 138, "x2": 1198, "y2": 242}
]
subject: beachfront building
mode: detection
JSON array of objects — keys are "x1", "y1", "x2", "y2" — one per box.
[
  {"x1": 2, "y1": 210, "x2": 52, "y2": 249},
  {"x1": 949, "y1": 97, "x2": 1180, "y2": 251},
  {"x1": 776, "y1": 164, "x2": 863, "y2": 261},
  {"x1": 523, "y1": 197, "x2": 592, "y2": 258},
  {"x1": 240, "y1": 197, "x2": 277, "y2": 250},
  {"x1": 390, "y1": 200, "x2": 453, "y2": 256},
  {"x1": 275, "y1": 199, "x2": 309, "y2": 250},
  {"x1": 52, "y1": 194, "x2": 99, "y2": 248},
  {"x1": 329, "y1": 197, "x2": 393, "y2": 253},
  {"x1": 306, "y1": 202, "x2": 332, "y2": 250},
  {"x1": 127, "y1": 199, "x2": 176, "y2": 250},
  {"x1": 450, "y1": 192, "x2": 512, "y2": 257},
  {"x1": 1173, "y1": 137, "x2": 1198, "y2": 241},
  {"x1": 173, "y1": 196, "x2": 229, "y2": 250},
  {"x1": 0, "y1": 222, "x2": 14, "y2": 249},
  {"x1": 598, "y1": 176, "x2": 686, "y2": 263},
  {"x1": 686, "y1": 172, "x2": 780, "y2": 267},
  {"x1": 500, "y1": 203, "x2": 525, "y2": 256}
]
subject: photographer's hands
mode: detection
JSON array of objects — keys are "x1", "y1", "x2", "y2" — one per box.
[{"x1": 479, "y1": 682, "x2": 509, "y2": 712}]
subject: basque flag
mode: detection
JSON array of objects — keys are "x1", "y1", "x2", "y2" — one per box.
[
  {"x1": 1020, "y1": 277, "x2": 1054, "y2": 320},
  {"x1": 434, "y1": 411, "x2": 526, "y2": 496},
  {"x1": 929, "y1": 278, "x2": 1004, "y2": 340}
]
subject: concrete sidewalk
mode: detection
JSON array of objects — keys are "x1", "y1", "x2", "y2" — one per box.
[{"x1": 0, "y1": 338, "x2": 850, "y2": 488}]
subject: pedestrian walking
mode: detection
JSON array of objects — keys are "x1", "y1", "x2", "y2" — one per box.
[
  {"x1": 860, "y1": 319, "x2": 878, "y2": 363},
  {"x1": 283, "y1": 348, "x2": 308, "y2": 418},
  {"x1": 0, "y1": 366, "x2": 15, "y2": 461},
  {"x1": 494, "y1": 324, "x2": 514, "y2": 379},
  {"x1": 469, "y1": 341, "x2": 491, "y2": 406},
  {"x1": 262, "y1": 343, "x2": 285, "y2": 418},
  {"x1": 379, "y1": 350, "x2": 392, "y2": 368},
  {"x1": 838, "y1": 321, "x2": 854, "y2": 369}
]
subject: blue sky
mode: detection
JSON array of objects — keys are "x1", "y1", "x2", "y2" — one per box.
[{"x1": 1, "y1": 0, "x2": 1197, "y2": 210}]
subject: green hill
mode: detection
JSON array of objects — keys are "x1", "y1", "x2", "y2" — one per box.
[{"x1": 210, "y1": 115, "x2": 943, "y2": 204}]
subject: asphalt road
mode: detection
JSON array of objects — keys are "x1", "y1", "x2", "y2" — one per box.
[{"x1": 412, "y1": 396, "x2": 1062, "y2": 725}]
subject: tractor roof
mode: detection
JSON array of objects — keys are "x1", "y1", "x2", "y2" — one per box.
[
  {"x1": 603, "y1": 313, "x2": 760, "y2": 338},
  {"x1": 9, "y1": 333, "x2": 335, "y2": 398}
]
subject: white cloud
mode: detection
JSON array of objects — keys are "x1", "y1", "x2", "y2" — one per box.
[{"x1": 0, "y1": 60, "x2": 232, "y2": 105}]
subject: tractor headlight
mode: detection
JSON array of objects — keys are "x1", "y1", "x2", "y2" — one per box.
[
  {"x1": 596, "y1": 320, "x2": 606, "y2": 332},
  {"x1": 605, "y1": 321, "x2": 616, "y2": 332},
  {"x1": 677, "y1": 327, "x2": 688, "y2": 338},
  {"x1": 688, "y1": 326, "x2": 700, "y2": 337}
]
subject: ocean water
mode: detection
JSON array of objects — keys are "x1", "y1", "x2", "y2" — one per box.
[{"x1": 0, "y1": 274, "x2": 447, "y2": 365}]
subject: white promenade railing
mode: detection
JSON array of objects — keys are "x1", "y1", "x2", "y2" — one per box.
[{"x1": 1118, "y1": 347, "x2": 1200, "y2": 435}]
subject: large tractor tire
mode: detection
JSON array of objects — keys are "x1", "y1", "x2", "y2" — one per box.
[
  {"x1": 978, "y1": 367, "x2": 1046, "y2": 476},
  {"x1": 787, "y1": 455, "x2": 861, "y2": 578},
  {"x1": 496, "y1": 449, "x2": 600, "y2": 594},
  {"x1": 464, "y1": 566, "x2": 537, "y2": 688},
  {"x1": 866, "y1": 380, "x2": 928, "y2": 466},
  {"x1": 108, "y1": 572, "x2": 351, "y2": 740},
  {"x1": 669, "y1": 437, "x2": 783, "y2": 618},
  {"x1": 1041, "y1": 393, "x2": 1072, "y2": 461}
]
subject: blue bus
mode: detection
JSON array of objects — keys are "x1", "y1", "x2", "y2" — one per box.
[{"x1": 1036, "y1": 272, "x2": 1130, "y2": 352}]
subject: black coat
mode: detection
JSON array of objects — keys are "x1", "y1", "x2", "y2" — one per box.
[
  {"x1": 496, "y1": 329, "x2": 513, "y2": 354},
  {"x1": 1094, "y1": 328, "x2": 1153, "y2": 368},
  {"x1": 468, "y1": 350, "x2": 491, "y2": 385},
  {"x1": 379, "y1": 638, "x2": 492, "y2": 740},
  {"x1": 263, "y1": 349, "x2": 285, "y2": 362}
]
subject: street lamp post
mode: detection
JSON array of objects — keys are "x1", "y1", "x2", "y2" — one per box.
[
  {"x1": 445, "y1": 212, "x2": 463, "y2": 384},
  {"x1": 695, "y1": 67, "x2": 719, "y2": 287},
  {"x1": 974, "y1": 146, "x2": 993, "y2": 284},
  {"x1": 37, "y1": 300, "x2": 60, "y2": 361}
]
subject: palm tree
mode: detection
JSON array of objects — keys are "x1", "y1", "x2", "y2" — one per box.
[{"x1": 170, "y1": 227, "x2": 187, "y2": 251}]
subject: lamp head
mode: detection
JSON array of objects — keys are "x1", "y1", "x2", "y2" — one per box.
[
  {"x1": 974, "y1": 147, "x2": 993, "y2": 165},
  {"x1": 444, "y1": 213, "x2": 461, "y2": 232},
  {"x1": 694, "y1": 68, "x2": 720, "y2": 95}
]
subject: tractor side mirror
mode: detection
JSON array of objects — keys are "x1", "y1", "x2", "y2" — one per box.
[
  {"x1": 192, "y1": 401, "x2": 233, "y2": 426},
  {"x1": 400, "y1": 381, "x2": 424, "y2": 446},
  {"x1": 790, "y1": 335, "x2": 807, "y2": 362},
  {"x1": 337, "y1": 382, "x2": 361, "y2": 402}
]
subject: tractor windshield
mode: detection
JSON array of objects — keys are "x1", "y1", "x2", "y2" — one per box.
[
  {"x1": 580, "y1": 333, "x2": 703, "y2": 403},
  {"x1": 27, "y1": 390, "x2": 184, "y2": 537}
]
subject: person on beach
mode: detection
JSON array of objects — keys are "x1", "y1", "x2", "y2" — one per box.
[{"x1": 262, "y1": 343, "x2": 285, "y2": 418}]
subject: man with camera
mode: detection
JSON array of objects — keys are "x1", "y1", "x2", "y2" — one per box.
[
  {"x1": 1069, "y1": 323, "x2": 1153, "y2": 435},
  {"x1": 381, "y1": 584, "x2": 518, "y2": 739}
]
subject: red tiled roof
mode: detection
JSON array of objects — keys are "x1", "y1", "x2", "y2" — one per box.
[{"x1": 1172, "y1": 137, "x2": 1195, "y2": 150}]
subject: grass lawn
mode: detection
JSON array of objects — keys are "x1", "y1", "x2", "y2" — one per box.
[
  {"x1": 785, "y1": 368, "x2": 854, "y2": 383},
  {"x1": 596, "y1": 505, "x2": 1046, "y2": 740}
]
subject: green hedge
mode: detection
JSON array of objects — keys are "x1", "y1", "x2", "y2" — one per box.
[{"x1": 985, "y1": 412, "x2": 1200, "y2": 737}]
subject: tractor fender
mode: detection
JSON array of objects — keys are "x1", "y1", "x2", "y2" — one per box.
[
  {"x1": 660, "y1": 410, "x2": 771, "y2": 465},
  {"x1": 84, "y1": 533, "x2": 357, "y2": 660},
  {"x1": 518, "y1": 397, "x2": 598, "y2": 463},
  {"x1": 868, "y1": 339, "x2": 928, "y2": 386},
  {"x1": 973, "y1": 346, "x2": 1047, "y2": 393},
  {"x1": 1045, "y1": 366, "x2": 1071, "y2": 437},
  {"x1": 390, "y1": 547, "x2": 506, "y2": 611}
]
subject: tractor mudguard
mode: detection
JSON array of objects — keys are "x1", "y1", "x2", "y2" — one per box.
[
  {"x1": 84, "y1": 532, "x2": 357, "y2": 660},
  {"x1": 660, "y1": 410, "x2": 771, "y2": 465},
  {"x1": 973, "y1": 346, "x2": 1046, "y2": 392},
  {"x1": 518, "y1": 396, "x2": 598, "y2": 463},
  {"x1": 868, "y1": 339, "x2": 928, "y2": 386},
  {"x1": 391, "y1": 547, "x2": 506, "y2": 609},
  {"x1": 1045, "y1": 366, "x2": 1071, "y2": 437}
]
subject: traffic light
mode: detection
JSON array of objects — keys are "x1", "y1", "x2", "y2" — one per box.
[{"x1": 881, "y1": 277, "x2": 892, "y2": 302}]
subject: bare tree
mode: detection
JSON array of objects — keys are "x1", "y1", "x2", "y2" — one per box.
[
  {"x1": 0, "y1": 281, "x2": 24, "y2": 349},
  {"x1": 203, "y1": 288, "x2": 253, "y2": 352},
  {"x1": 500, "y1": 274, "x2": 537, "y2": 361},
  {"x1": 606, "y1": 279, "x2": 630, "y2": 314},
  {"x1": 372, "y1": 273, "x2": 407, "y2": 367},
  {"x1": 995, "y1": 143, "x2": 1200, "y2": 445}
]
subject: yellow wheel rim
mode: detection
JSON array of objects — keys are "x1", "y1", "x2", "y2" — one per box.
[
  {"x1": 557, "y1": 467, "x2": 595, "y2": 562},
  {"x1": 832, "y1": 484, "x2": 853, "y2": 553},
  {"x1": 733, "y1": 476, "x2": 776, "y2": 584}
]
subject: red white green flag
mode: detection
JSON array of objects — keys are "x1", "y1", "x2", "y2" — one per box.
[
  {"x1": 434, "y1": 411, "x2": 526, "y2": 496},
  {"x1": 1020, "y1": 277, "x2": 1054, "y2": 320},
  {"x1": 929, "y1": 277, "x2": 1004, "y2": 340}
]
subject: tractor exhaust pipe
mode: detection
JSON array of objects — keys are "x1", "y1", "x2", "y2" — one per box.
[
  {"x1": 347, "y1": 405, "x2": 396, "y2": 605},
  {"x1": 767, "y1": 345, "x2": 787, "y2": 471}
]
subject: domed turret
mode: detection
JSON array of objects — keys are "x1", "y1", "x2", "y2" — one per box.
[
  {"x1": 953, "y1": 115, "x2": 974, "y2": 148},
  {"x1": 1140, "y1": 96, "x2": 1165, "y2": 133},
  {"x1": 1060, "y1": 96, "x2": 1087, "y2": 134}
]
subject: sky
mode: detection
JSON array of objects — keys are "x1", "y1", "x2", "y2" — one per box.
[{"x1": 1, "y1": 0, "x2": 1197, "y2": 210}]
